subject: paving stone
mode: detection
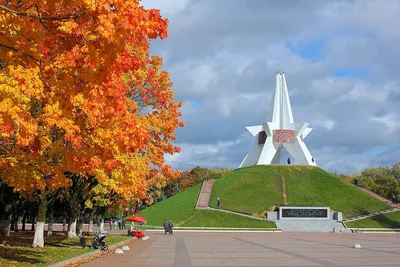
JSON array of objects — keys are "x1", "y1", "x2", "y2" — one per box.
[{"x1": 77, "y1": 231, "x2": 400, "y2": 267}]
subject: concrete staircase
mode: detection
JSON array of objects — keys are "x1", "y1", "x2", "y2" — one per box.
[
  {"x1": 196, "y1": 180, "x2": 214, "y2": 209},
  {"x1": 275, "y1": 220, "x2": 349, "y2": 232}
]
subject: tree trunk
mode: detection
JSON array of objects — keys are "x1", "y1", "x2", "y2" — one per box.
[
  {"x1": 1, "y1": 215, "x2": 11, "y2": 236},
  {"x1": 62, "y1": 212, "x2": 67, "y2": 232},
  {"x1": 31, "y1": 210, "x2": 35, "y2": 231},
  {"x1": 67, "y1": 218, "x2": 77, "y2": 238},
  {"x1": 88, "y1": 208, "x2": 96, "y2": 233},
  {"x1": 10, "y1": 212, "x2": 15, "y2": 231},
  {"x1": 99, "y1": 214, "x2": 104, "y2": 231},
  {"x1": 47, "y1": 203, "x2": 54, "y2": 236},
  {"x1": 88, "y1": 216, "x2": 93, "y2": 233},
  {"x1": 67, "y1": 219, "x2": 71, "y2": 236},
  {"x1": 77, "y1": 216, "x2": 83, "y2": 236},
  {"x1": 22, "y1": 212, "x2": 26, "y2": 231},
  {"x1": 14, "y1": 212, "x2": 19, "y2": 232},
  {"x1": 31, "y1": 217, "x2": 35, "y2": 231},
  {"x1": 33, "y1": 190, "x2": 47, "y2": 248}
]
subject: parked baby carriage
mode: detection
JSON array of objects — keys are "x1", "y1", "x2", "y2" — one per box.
[
  {"x1": 92, "y1": 230, "x2": 109, "y2": 251},
  {"x1": 132, "y1": 229, "x2": 145, "y2": 238}
]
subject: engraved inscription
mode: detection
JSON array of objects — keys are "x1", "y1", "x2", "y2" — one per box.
[{"x1": 282, "y1": 208, "x2": 328, "y2": 218}]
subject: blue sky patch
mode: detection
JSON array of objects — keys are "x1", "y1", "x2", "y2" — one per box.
[
  {"x1": 370, "y1": 145, "x2": 394, "y2": 156},
  {"x1": 331, "y1": 67, "x2": 370, "y2": 78},
  {"x1": 286, "y1": 39, "x2": 325, "y2": 62},
  {"x1": 191, "y1": 100, "x2": 203, "y2": 108}
]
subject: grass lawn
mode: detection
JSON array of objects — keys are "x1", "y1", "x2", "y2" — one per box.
[
  {"x1": 210, "y1": 165, "x2": 391, "y2": 219},
  {"x1": 0, "y1": 231, "x2": 131, "y2": 267},
  {"x1": 136, "y1": 184, "x2": 201, "y2": 226},
  {"x1": 136, "y1": 183, "x2": 277, "y2": 228},
  {"x1": 209, "y1": 166, "x2": 283, "y2": 217},
  {"x1": 346, "y1": 211, "x2": 400, "y2": 229},
  {"x1": 284, "y1": 166, "x2": 391, "y2": 218},
  {"x1": 181, "y1": 210, "x2": 276, "y2": 228}
]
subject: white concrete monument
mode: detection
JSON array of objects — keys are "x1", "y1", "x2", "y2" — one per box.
[{"x1": 240, "y1": 72, "x2": 316, "y2": 167}]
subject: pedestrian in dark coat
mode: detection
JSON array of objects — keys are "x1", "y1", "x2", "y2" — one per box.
[
  {"x1": 168, "y1": 220, "x2": 174, "y2": 235},
  {"x1": 163, "y1": 219, "x2": 169, "y2": 235}
]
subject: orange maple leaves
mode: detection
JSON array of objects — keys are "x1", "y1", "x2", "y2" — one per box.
[{"x1": 0, "y1": 0, "x2": 183, "y2": 200}]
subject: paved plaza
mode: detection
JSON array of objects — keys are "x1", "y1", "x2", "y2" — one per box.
[{"x1": 78, "y1": 231, "x2": 400, "y2": 267}]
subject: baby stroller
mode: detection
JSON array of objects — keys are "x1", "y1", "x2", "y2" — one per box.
[{"x1": 92, "y1": 230, "x2": 109, "y2": 251}]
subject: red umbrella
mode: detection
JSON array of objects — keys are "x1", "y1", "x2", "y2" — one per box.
[{"x1": 126, "y1": 216, "x2": 147, "y2": 223}]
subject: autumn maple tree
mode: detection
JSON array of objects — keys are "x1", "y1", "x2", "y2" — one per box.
[{"x1": 0, "y1": 0, "x2": 182, "y2": 247}]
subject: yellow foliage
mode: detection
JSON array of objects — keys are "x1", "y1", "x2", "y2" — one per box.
[
  {"x1": 0, "y1": 0, "x2": 183, "y2": 202},
  {"x1": 57, "y1": 21, "x2": 80, "y2": 34},
  {"x1": 71, "y1": 93, "x2": 85, "y2": 107}
]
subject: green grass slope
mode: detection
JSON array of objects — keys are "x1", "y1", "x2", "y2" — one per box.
[
  {"x1": 137, "y1": 184, "x2": 201, "y2": 226},
  {"x1": 346, "y1": 211, "x2": 400, "y2": 228},
  {"x1": 209, "y1": 165, "x2": 391, "y2": 219},
  {"x1": 181, "y1": 210, "x2": 275, "y2": 228},
  {"x1": 136, "y1": 183, "x2": 276, "y2": 228}
]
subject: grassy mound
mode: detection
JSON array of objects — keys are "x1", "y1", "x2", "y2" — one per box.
[
  {"x1": 209, "y1": 165, "x2": 391, "y2": 219},
  {"x1": 181, "y1": 210, "x2": 275, "y2": 228},
  {"x1": 136, "y1": 183, "x2": 276, "y2": 228},
  {"x1": 137, "y1": 184, "x2": 201, "y2": 226},
  {"x1": 346, "y1": 211, "x2": 400, "y2": 228}
]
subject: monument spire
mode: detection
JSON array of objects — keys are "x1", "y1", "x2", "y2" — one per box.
[{"x1": 240, "y1": 72, "x2": 316, "y2": 167}]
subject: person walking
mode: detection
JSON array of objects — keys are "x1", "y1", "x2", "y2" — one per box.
[
  {"x1": 109, "y1": 218, "x2": 112, "y2": 230},
  {"x1": 168, "y1": 220, "x2": 174, "y2": 235},
  {"x1": 217, "y1": 198, "x2": 221, "y2": 209},
  {"x1": 163, "y1": 219, "x2": 169, "y2": 235},
  {"x1": 287, "y1": 157, "x2": 291, "y2": 165}
]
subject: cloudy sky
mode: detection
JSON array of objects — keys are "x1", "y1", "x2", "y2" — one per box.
[{"x1": 141, "y1": 0, "x2": 400, "y2": 174}]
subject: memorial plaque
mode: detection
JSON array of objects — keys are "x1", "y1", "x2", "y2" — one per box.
[
  {"x1": 282, "y1": 208, "x2": 328, "y2": 218},
  {"x1": 272, "y1": 129, "x2": 296, "y2": 144}
]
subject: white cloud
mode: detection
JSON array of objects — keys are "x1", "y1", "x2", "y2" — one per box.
[
  {"x1": 372, "y1": 113, "x2": 400, "y2": 133},
  {"x1": 140, "y1": 0, "x2": 189, "y2": 18},
  {"x1": 164, "y1": 138, "x2": 244, "y2": 170},
  {"x1": 189, "y1": 63, "x2": 217, "y2": 93},
  {"x1": 313, "y1": 119, "x2": 336, "y2": 131},
  {"x1": 335, "y1": 82, "x2": 389, "y2": 103},
  {"x1": 149, "y1": 0, "x2": 400, "y2": 174}
]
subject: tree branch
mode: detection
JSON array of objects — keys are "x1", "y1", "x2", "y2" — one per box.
[
  {"x1": 0, "y1": 5, "x2": 88, "y2": 21},
  {"x1": 0, "y1": 43, "x2": 40, "y2": 62}
]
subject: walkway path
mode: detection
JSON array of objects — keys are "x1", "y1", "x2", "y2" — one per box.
[
  {"x1": 343, "y1": 208, "x2": 399, "y2": 223},
  {"x1": 195, "y1": 180, "x2": 213, "y2": 209},
  {"x1": 78, "y1": 231, "x2": 400, "y2": 267},
  {"x1": 342, "y1": 187, "x2": 400, "y2": 223},
  {"x1": 359, "y1": 187, "x2": 400, "y2": 208}
]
